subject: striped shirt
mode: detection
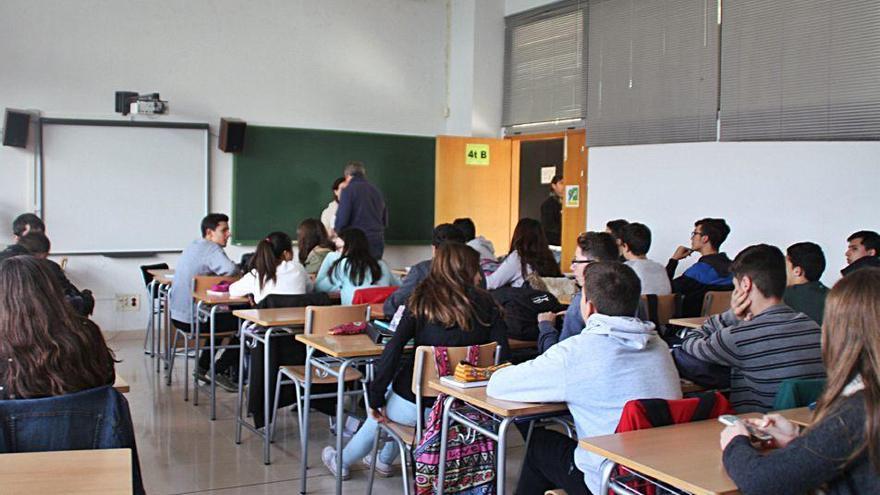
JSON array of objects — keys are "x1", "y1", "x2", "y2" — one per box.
[{"x1": 680, "y1": 304, "x2": 824, "y2": 412}]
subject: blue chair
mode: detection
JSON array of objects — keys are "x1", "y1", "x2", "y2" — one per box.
[{"x1": 0, "y1": 385, "x2": 145, "y2": 494}]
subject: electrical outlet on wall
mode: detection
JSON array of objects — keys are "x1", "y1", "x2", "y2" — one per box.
[{"x1": 115, "y1": 294, "x2": 139, "y2": 312}]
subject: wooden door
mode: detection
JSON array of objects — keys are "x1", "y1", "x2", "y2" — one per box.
[
  {"x1": 435, "y1": 136, "x2": 513, "y2": 252},
  {"x1": 560, "y1": 130, "x2": 587, "y2": 270}
]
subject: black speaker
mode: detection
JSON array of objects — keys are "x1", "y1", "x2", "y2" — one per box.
[
  {"x1": 219, "y1": 118, "x2": 246, "y2": 153},
  {"x1": 3, "y1": 109, "x2": 30, "y2": 148}
]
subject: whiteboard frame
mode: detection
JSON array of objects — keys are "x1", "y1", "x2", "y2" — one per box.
[{"x1": 37, "y1": 118, "x2": 211, "y2": 255}]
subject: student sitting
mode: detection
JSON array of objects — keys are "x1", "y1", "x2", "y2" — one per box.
[
  {"x1": 488, "y1": 262, "x2": 681, "y2": 495},
  {"x1": 676, "y1": 244, "x2": 825, "y2": 412},
  {"x1": 619, "y1": 222, "x2": 672, "y2": 295},
  {"x1": 0, "y1": 213, "x2": 46, "y2": 262},
  {"x1": 0, "y1": 256, "x2": 115, "y2": 398},
  {"x1": 783, "y1": 242, "x2": 829, "y2": 325},
  {"x1": 16, "y1": 233, "x2": 95, "y2": 316},
  {"x1": 605, "y1": 218, "x2": 628, "y2": 257},
  {"x1": 229, "y1": 232, "x2": 306, "y2": 304},
  {"x1": 315, "y1": 228, "x2": 398, "y2": 305},
  {"x1": 322, "y1": 243, "x2": 510, "y2": 479},
  {"x1": 537, "y1": 231, "x2": 618, "y2": 353},
  {"x1": 169, "y1": 213, "x2": 240, "y2": 390},
  {"x1": 720, "y1": 268, "x2": 880, "y2": 494},
  {"x1": 296, "y1": 218, "x2": 336, "y2": 275},
  {"x1": 841, "y1": 230, "x2": 880, "y2": 276},
  {"x1": 487, "y1": 218, "x2": 561, "y2": 290},
  {"x1": 453, "y1": 217, "x2": 496, "y2": 263},
  {"x1": 382, "y1": 223, "x2": 465, "y2": 316},
  {"x1": 666, "y1": 217, "x2": 734, "y2": 316}
]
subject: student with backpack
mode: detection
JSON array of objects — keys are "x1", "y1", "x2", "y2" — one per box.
[
  {"x1": 321, "y1": 243, "x2": 509, "y2": 481},
  {"x1": 487, "y1": 218, "x2": 561, "y2": 290},
  {"x1": 229, "y1": 231, "x2": 307, "y2": 304},
  {"x1": 721, "y1": 268, "x2": 880, "y2": 494},
  {"x1": 314, "y1": 228, "x2": 398, "y2": 304}
]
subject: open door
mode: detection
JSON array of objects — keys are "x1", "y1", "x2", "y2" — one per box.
[{"x1": 435, "y1": 136, "x2": 513, "y2": 252}]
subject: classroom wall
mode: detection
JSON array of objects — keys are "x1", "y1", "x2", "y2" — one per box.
[
  {"x1": 586, "y1": 142, "x2": 880, "y2": 288},
  {"x1": 0, "y1": 0, "x2": 445, "y2": 331}
]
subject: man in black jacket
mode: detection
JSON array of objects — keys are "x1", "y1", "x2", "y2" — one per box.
[
  {"x1": 841, "y1": 230, "x2": 880, "y2": 276},
  {"x1": 540, "y1": 175, "x2": 564, "y2": 246},
  {"x1": 0, "y1": 213, "x2": 46, "y2": 261},
  {"x1": 16, "y1": 232, "x2": 95, "y2": 316},
  {"x1": 334, "y1": 161, "x2": 388, "y2": 259},
  {"x1": 666, "y1": 218, "x2": 734, "y2": 316}
]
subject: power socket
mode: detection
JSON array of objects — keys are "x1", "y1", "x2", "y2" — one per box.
[{"x1": 115, "y1": 294, "x2": 140, "y2": 312}]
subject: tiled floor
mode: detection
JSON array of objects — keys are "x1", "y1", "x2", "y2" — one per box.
[{"x1": 109, "y1": 332, "x2": 525, "y2": 494}]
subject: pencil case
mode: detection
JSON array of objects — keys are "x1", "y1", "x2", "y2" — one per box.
[
  {"x1": 328, "y1": 321, "x2": 368, "y2": 335},
  {"x1": 453, "y1": 361, "x2": 511, "y2": 382}
]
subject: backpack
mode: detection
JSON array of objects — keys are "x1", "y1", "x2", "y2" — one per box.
[
  {"x1": 490, "y1": 285, "x2": 565, "y2": 340},
  {"x1": 413, "y1": 346, "x2": 497, "y2": 495}
]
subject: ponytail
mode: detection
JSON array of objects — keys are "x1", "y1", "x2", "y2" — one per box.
[{"x1": 252, "y1": 231, "x2": 293, "y2": 290}]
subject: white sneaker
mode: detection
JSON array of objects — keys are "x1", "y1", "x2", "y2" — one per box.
[
  {"x1": 322, "y1": 446, "x2": 351, "y2": 480},
  {"x1": 363, "y1": 453, "x2": 396, "y2": 478}
]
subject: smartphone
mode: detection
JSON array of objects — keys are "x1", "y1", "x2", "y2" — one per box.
[{"x1": 718, "y1": 414, "x2": 773, "y2": 442}]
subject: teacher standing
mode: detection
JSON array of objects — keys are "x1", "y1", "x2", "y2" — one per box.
[{"x1": 334, "y1": 161, "x2": 388, "y2": 259}]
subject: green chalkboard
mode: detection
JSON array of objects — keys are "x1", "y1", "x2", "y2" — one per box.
[{"x1": 232, "y1": 126, "x2": 435, "y2": 245}]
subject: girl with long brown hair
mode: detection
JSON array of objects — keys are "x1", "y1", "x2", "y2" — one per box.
[
  {"x1": 720, "y1": 267, "x2": 880, "y2": 493},
  {"x1": 487, "y1": 217, "x2": 561, "y2": 289},
  {"x1": 0, "y1": 256, "x2": 116, "y2": 399},
  {"x1": 321, "y1": 242, "x2": 510, "y2": 480},
  {"x1": 296, "y1": 218, "x2": 335, "y2": 274},
  {"x1": 229, "y1": 231, "x2": 307, "y2": 304}
]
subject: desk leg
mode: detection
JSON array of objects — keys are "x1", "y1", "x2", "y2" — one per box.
[
  {"x1": 188, "y1": 302, "x2": 203, "y2": 402},
  {"x1": 300, "y1": 346, "x2": 315, "y2": 495},
  {"x1": 496, "y1": 417, "x2": 512, "y2": 495},
  {"x1": 209, "y1": 305, "x2": 219, "y2": 420},
  {"x1": 144, "y1": 280, "x2": 156, "y2": 355},
  {"x1": 436, "y1": 395, "x2": 455, "y2": 494},
  {"x1": 335, "y1": 359, "x2": 353, "y2": 495},
  {"x1": 235, "y1": 326, "x2": 247, "y2": 445}
]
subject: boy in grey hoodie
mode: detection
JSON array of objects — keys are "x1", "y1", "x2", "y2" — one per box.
[{"x1": 487, "y1": 262, "x2": 682, "y2": 494}]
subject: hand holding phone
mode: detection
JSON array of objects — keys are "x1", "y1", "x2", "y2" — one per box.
[{"x1": 719, "y1": 414, "x2": 773, "y2": 442}]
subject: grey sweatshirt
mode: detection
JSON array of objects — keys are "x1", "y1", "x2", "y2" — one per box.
[
  {"x1": 169, "y1": 239, "x2": 238, "y2": 323},
  {"x1": 487, "y1": 313, "x2": 682, "y2": 493}
]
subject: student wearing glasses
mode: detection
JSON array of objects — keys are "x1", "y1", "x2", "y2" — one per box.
[
  {"x1": 536, "y1": 231, "x2": 619, "y2": 353},
  {"x1": 666, "y1": 218, "x2": 734, "y2": 316}
]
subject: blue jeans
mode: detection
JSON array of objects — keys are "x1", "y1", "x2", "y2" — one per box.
[{"x1": 341, "y1": 390, "x2": 418, "y2": 467}]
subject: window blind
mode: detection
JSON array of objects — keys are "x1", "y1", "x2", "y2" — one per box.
[
  {"x1": 720, "y1": 0, "x2": 880, "y2": 141},
  {"x1": 585, "y1": 0, "x2": 719, "y2": 146},
  {"x1": 503, "y1": 0, "x2": 588, "y2": 129}
]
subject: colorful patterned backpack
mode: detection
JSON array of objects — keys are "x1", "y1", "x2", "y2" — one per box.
[{"x1": 413, "y1": 345, "x2": 497, "y2": 494}]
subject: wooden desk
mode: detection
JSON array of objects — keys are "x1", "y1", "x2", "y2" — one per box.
[
  {"x1": 669, "y1": 316, "x2": 708, "y2": 329},
  {"x1": 234, "y1": 303, "x2": 384, "y2": 327},
  {"x1": 428, "y1": 380, "x2": 566, "y2": 418},
  {"x1": 680, "y1": 379, "x2": 707, "y2": 395},
  {"x1": 508, "y1": 338, "x2": 537, "y2": 351},
  {"x1": 147, "y1": 268, "x2": 174, "y2": 285},
  {"x1": 558, "y1": 293, "x2": 572, "y2": 306},
  {"x1": 580, "y1": 417, "x2": 738, "y2": 495},
  {"x1": 0, "y1": 448, "x2": 132, "y2": 494},
  {"x1": 775, "y1": 406, "x2": 813, "y2": 427},
  {"x1": 296, "y1": 332, "x2": 391, "y2": 495},
  {"x1": 113, "y1": 376, "x2": 130, "y2": 393},
  {"x1": 391, "y1": 268, "x2": 409, "y2": 278},
  {"x1": 427, "y1": 380, "x2": 567, "y2": 494},
  {"x1": 191, "y1": 289, "x2": 249, "y2": 305}
]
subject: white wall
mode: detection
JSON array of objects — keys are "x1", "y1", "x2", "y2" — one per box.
[
  {"x1": 0, "y1": 0, "x2": 444, "y2": 330},
  {"x1": 505, "y1": 0, "x2": 556, "y2": 16},
  {"x1": 587, "y1": 142, "x2": 880, "y2": 287}
]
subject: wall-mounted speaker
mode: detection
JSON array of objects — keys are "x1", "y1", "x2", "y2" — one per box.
[
  {"x1": 219, "y1": 118, "x2": 246, "y2": 153},
  {"x1": 3, "y1": 109, "x2": 30, "y2": 148}
]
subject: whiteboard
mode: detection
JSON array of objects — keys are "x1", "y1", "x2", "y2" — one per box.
[
  {"x1": 39, "y1": 119, "x2": 209, "y2": 254},
  {"x1": 587, "y1": 142, "x2": 880, "y2": 288}
]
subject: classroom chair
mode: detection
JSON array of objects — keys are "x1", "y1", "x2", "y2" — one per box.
[
  {"x1": 0, "y1": 385, "x2": 145, "y2": 495},
  {"x1": 268, "y1": 304, "x2": 369, "y2": 461},
  {"x1": 639, "y1": 294, "x2": 682, "y2": 329},
  {"x1": 772, "y1": 378, "x2": 826, "y2": 410},
  {"x1": 168, "y1": 275, "x2": 239, "y2": 401},
  {"x1": 352, "y1": 286, "x2": 398, "y2": 305},
  {"x1": 139, "y1": 262, "x2": 169, "y2": 356},
  {"x1": 365, "y1": 343, "x2": 498, "y2": 495},
  {"x1": 700, "y1": 290, "x2": 732, "y2": 317},
  {"x1": 598, "y1": 392, "x2": 733, "y2": 495}
]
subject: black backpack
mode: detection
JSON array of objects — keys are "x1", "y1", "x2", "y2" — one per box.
[{"x1": 490, "y1": 285, "x2": 566, "y2": 340}]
